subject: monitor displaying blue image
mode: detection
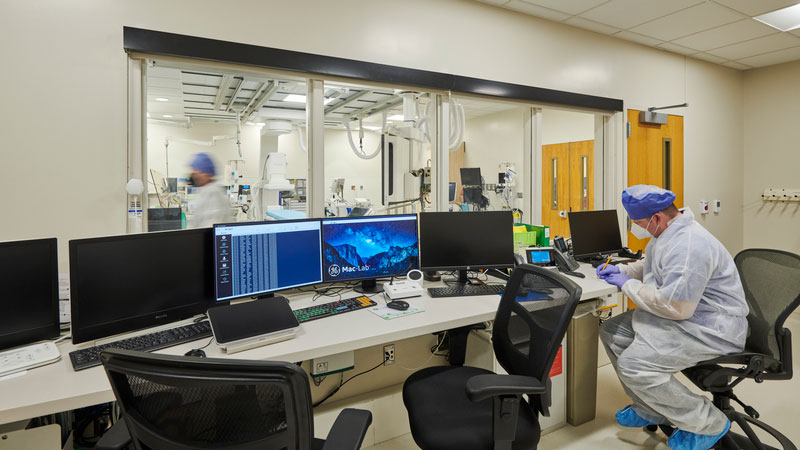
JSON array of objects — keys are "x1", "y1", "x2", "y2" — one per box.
[{"x1": 322, "y1": 215, "x2": 419, "y2": 283}]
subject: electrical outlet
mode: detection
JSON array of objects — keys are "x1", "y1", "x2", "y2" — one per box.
[{"x1": 383, "y1": 344, "x2": 395, "y2": 365}]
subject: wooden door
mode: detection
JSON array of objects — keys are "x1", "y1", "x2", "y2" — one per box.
[
  {"x1": 626, "y1": 110, "x2": 684, "y2": 252},
  {"x1": 542, "y1": 143, "x2": 570, "y2": 237},
  {"x1": 569, "y1": 140, "x2": 594, "y2": 213},
  {"x1": 449, "y1": 142, "x2": 466, "y2": 204}
]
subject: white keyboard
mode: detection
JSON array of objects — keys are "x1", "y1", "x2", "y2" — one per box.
[{"x1": 0, "y1": 342, "x2": 61, "y2": 378}]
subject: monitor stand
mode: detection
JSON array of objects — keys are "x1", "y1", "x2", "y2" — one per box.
[
  {"x1": 354, "y1": 279, "x2": 384, "y2": 294},
  {"x1": 453, "y1": 270, "x2": 483, "y2": 286}
]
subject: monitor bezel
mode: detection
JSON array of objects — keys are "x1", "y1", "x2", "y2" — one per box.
[
  {"x1": 212, "y1": 218, "x2": 324, "y2": 301},
  {"x1": 567, "y1": 209, "x2": 625, "y2": 258},
  {"x1": 69, "y1": 229, "x2": 216, "y2": 345},
  {"x1": 320, "y1": 214, "x2": 420, "y2": 284},
  {"x1": 0, "y1": 238, "x2": 60, "y2": 351},
  {"x1": 418, "y1": 211, "x2": 516, "y2": 272}
]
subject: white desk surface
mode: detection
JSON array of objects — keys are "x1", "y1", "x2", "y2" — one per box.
[{"x1": 0, "y1": 264, "x2": 617, "y2": 425}]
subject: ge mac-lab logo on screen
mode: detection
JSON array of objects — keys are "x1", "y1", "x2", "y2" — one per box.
[{"x1": 328, "y1": 264, "x2": 341, "y2": 278}]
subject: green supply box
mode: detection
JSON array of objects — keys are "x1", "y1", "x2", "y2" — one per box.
[{"x1": 514, "y1": 223, "x2": 550, "y2": 247}]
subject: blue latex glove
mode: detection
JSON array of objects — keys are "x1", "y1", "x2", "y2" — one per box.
[
  {"x1": 603, "y1": 272, "x2": 630, "y2": 289},
  {"x1": 596, "y1": 264, "x2": 620, "y2": 277}
]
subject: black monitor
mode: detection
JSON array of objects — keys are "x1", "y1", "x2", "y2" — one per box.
[
  {"x1": 460, "y1": 167, "x2": 482, "y2": 186},
  {"x1": 0, "y1": 238, "x2": 59, "y2": 350},
  {"x1": 322, "y1": 214, "x2": 419, "y2": 293},
  {"x1": 419, "y1": 211, "x2": 515, "y2": 283},
  {"x1": 213, "y1": 219, "x2": 323, "y2": 301},
  {"x1": 70, "y1": 229, "x2": 215, "y2": 344},
  {"x1": 448, "y1": 182, "x2": 456, "y2": 202},
  {"x1": 568, "y1": 209, "x2": 624, "y2": 258}
]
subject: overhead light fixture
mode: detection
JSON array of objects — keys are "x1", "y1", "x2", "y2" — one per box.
[
  {"x1": 162, "y1": 114, "x2": 173, "y2": 118},
  {"x1": 754, "y1": 3, "x2": 800, "y2": 31},
  {"x1": 146, "y1": 112, "x2": 150, "y2": 118},
  {"x1": 155, "y1": 97, "x2": 169, "y2": 102},
  {"x1": 363, "y1": 125, "x2": 381, "y2": 131},
  {"x1": 387, "y1": 114, "x2": 405, "y2": 121},
  {"x1": 283, "y1": 94, "x2": 335, "y2": 104}
]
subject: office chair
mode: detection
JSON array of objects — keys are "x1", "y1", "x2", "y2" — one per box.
[
  {"x1": 403, "y1": 264, "x2": 582, "y2": 450},
  {"x1": 651, "y1": 249, "x2": 800, "y2": 450},
  {"x1": 95, "y1": 348, "x2": 372, "y2": 450}
]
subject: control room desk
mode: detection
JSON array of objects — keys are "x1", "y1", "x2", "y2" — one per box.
[{"x1": 0, "y1": 264, "x2": 617, "y2": 425}]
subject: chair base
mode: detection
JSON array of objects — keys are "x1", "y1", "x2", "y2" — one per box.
[{"x1": 646, "y1": 412, "x2": 796, "y2": 450}]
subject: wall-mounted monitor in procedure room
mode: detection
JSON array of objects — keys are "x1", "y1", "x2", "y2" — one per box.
[
  {"x1": 214, "y1": 219, "x2": 323, "y2": 301},
  {"x1": 69, "y1": 229, "x2": 215, "y2": 344},
  {"x1": 0, "y1": 238, "x2": 59, "y2": 351},
  {"x1": 419, "y1": 210, "x2": 515, "y2": 284},
  {"x1": 322, "y1": 214, "x2": 419, "y2": 294},
  {"x1": 460, "y1": 167, "x2": 482, "y2": 187},
  {"x1": 568, "y1": 209, "x2": 624, "y2": 258}
]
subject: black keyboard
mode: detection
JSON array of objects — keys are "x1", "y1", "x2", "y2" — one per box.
[
  {"x1": 293, "y1": 295, "x2": 377, "y2": 323},
  {"x1": 69, "y1": 321, "x2": 213, "y2": 371},
  {"x1": 428, "y1": 284, "x2": 505, "y2": 298}
]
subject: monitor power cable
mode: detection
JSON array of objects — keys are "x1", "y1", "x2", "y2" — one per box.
[{"x1": 312, "y1": 360, "x2": 385, "y2": 408}]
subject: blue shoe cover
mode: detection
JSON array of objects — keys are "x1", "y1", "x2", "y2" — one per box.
[
  {"x1": 668, "y1": 420, "x2": 731, "y2": 450},
  {"x1": 615, "y1": 405, "x2": 656, "y2": 428}
]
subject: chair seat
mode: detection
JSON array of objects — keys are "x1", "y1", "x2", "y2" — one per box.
[{"x1": 403, "y1": 366, "x2": 540, "y2": 450}]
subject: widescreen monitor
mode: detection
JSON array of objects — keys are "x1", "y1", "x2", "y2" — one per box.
[
  {"x1": 70, "y1": 229, "x2": 215, "y2": 344},
  {"x1": 214, "y1": 219, "x2": 323, "y2": 301},
  {"x1": 419, "y1": 211, "x2": 514, "y2": 283},
  {"x1": 568, "y1": 209, "x2": 624, "y2": 258},
  {"x1": 0, "y1": 238, "x2": 59, "y2": 351},
  {"x1": 322, "y1": 214, "x2": 419, "y2": 293}
]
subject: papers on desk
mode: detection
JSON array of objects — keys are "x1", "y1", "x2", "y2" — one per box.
[{"x1": 368, "y1": 304, "x2": 425, "y2": 320}]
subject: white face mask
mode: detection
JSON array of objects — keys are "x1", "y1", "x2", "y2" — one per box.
[{"x1": 631, "y1": 216, "x2": 655, "y2": 240}]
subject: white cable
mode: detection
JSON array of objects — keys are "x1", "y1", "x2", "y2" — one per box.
[
  {"x1": 449, "y1": 101, "x2": 465, "y2": 152},
  {"x1": 343, "y1": 111, "x2": 388, "y2": 160},
  {"x1": 295, "y1": 124, "x2": 308, "y2": 153},
  {"x1": 397, "y1": 332, "x2": 448, "y2": 371}
]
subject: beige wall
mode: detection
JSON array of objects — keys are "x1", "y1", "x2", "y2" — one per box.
[
  {"x1": 541, "y1": 109, "x2": 596, "y2": 146},
  {"x1": 742, "y1": 60, "x2": 800, "y2": 254}
]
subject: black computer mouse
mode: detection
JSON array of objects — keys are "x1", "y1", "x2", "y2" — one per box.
[
  {"x1": 386, "y1": 300, "x2": 410, "y2": 311},
  {"x1": 184, "y1": 348, "x2": 206, "y2": 357}
]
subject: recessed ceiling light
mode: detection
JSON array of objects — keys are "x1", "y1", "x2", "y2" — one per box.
[
  {"x1": 387, "y1": 114, "x2": 405, "y2": 121},
  {"x1": 283, "y1": 94, "x2": 335, "y2": 105},
  {"x1": 155, "y1": 97, "x2": 169, "y2": 102},
  {"x1": 754, "y1": 3, "x2": 800, "y2": 31},
  {"x1": 146, "y1": 112, "x2": 150, "y2": 118},
  {"x1": 162, "y1": 114, "x2": 173, "y2": 118}
]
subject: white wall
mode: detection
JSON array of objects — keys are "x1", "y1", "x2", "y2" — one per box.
[
  {"x1": 742, "y1": 60, "x2": 800, "y2": 254},
  {"x1": 541, "y1": 109, "x2": 596, "y2": 146}
]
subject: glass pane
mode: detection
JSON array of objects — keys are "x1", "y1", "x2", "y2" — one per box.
[
  {"x1": 551, "y1": 158, "x2": 558, "y2": 210},
  {"x1": 145, "y1": 59, "x2": 308, "y2": 230},
  {"x1": 662, "y1": 138, "x2": 672, "y2": 191},
  {"x1": 581, "y1": 156, "x2": 588, "y2": 210}
]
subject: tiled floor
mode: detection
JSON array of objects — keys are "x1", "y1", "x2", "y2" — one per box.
[{"x1": 365, "y1": 313, "x2": 800, "y2": 450}]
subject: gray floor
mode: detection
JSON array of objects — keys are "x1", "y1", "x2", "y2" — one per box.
[{"x1": 366, "y1": 313, "x2": 800, "y2": 450}]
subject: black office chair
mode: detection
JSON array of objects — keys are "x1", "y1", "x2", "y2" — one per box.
[
  {"x1": 660, "y1": 249, "x2": 800, "y2": 450},
  {"x1": 95, "y1": 348, "x2": 372, "y2": 450},
  {"x1": 403, "y1": 264, "x2": 582, "y2": 450}
]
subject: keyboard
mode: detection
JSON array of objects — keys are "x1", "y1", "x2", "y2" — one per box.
[
  {"x1": 428, "y1": 284, "x2": 506, "y2": 298},
  {"x1": 69, "y1": 321, "x2": 213, "y2": 371},
  {"x1": 0, "y1": 342, "x2": 61, "y2": 378},
  {"x1": 293, "y1": 295, "x2": 377, "y2": 323}
]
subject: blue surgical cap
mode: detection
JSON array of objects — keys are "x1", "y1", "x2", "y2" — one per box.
[
  {"x1": 622, "y1": 185, "x2": 676, "y2": 220},
  {"x1": 190, "y1": 153, "x2": 216, "y2": 177}
]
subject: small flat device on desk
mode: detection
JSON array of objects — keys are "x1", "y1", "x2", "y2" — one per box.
[
  {"x1": 208, "y1": 297, "x2": 299, "y2": 354},
  {"x1": 0, "y1": 342, "x2": 60, "y2": 378},
  {"x1": 293, "y1": 296, "x2": 377, "y2": 323}
]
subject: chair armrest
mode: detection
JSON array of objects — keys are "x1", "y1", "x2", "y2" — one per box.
[
  {"x1": 321, "y1": 408, "x2": 372, "y2": 450},
  {"x1": 466, "y1": 374, "x2": 545, "y2": 402},
  {"x1": 95, "y1": 417, "x2": 132, "y2": 450}
]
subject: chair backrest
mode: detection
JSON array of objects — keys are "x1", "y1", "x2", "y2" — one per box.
[
  {"x1": 492, "y1": 264, "x2": 582, "y2": 415},
  {"x1": 735, "y1": 249, "x2": 800, "y2": 362},
  {"x1": 100, "y1": 348, "x2": 315, "y2": 450}
]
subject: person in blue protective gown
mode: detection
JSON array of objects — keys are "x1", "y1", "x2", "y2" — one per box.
[{"x1": 597, "y1": 184, "x2": 748, "y2": 450}]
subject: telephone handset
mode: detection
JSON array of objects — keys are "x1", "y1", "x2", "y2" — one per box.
[{"x1": 551, "y1": 236, "x2": 582, "y2": 276}]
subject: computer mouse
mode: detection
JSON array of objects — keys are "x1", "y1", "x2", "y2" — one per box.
[
  {"x1": 386, "y1": 300, "x2": 410, "y2": 311},
  {"x1": 184, "y1": 349, "x2": 206, "y2": 357}
]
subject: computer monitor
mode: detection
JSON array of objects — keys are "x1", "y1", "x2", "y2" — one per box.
[
  {"x1": 0, "y1": 238, "x2": 59, "y2": 351},
  {"x1": 448, "y1": 182, "x2": 456, "y2": 202},
  {"x1": 419, "y1": 211, "x2": 515, "y2": 283},
  {"x1": 322, "y1": 214, "x2": 419, "y2": 293},
  {"x1": 568, "y1": 209, "x2": 624, "y2": 258},
  {"x1": 460, "y1": 167, "x2": 482, "y2": 186},
  {"x1": 214, "y1": 219, "x2": 323, "y2": 301},
  {"x1": 70, "y1": 229, "x2": 215, "y2": 344}
]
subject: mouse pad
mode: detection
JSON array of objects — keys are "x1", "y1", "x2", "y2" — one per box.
[{"x1": 368, "y1": 304, "x2": 425, "y2": 320}]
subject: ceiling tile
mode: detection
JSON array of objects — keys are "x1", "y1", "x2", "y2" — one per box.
[
  {"x1": 710, "y1": 0, "x2": 800, "y2": 17},
  {"x1": 630, "y1": 2, "x2": 746, "y2": 41},
  {"x1": 691, "y1": 52, "x2": 729, "y2": 64},
  {"x1": 736, "y1": 45, "x2": 800, "y2": 67},
  {"x1": 672, "y1": 19, "x2": 778, "y2": 51},
  {"x1": 563, "y1": 16, "x2": 621, "y2": 34},
  {"x1": 707, "y1": 33, "x2": 800, "y2": 59},
  {"x1": 722, "y1": 61, "x2": 753, "y2": 70},
  {"x1": 657, "y1": 42, "x2": 698, "y2": 55},
  {"x1": 579, "y1": 0, "x2": 704, "y2": 30},
  {"x1": 613, "y1": 30, "x2": 664, "y2": 47},
  {"x1": 521, "y1": 0, "x2": 609, "y2": 15},
  {"x1": 504, "y1": 0, "x2": 571, "y2": 21}
]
